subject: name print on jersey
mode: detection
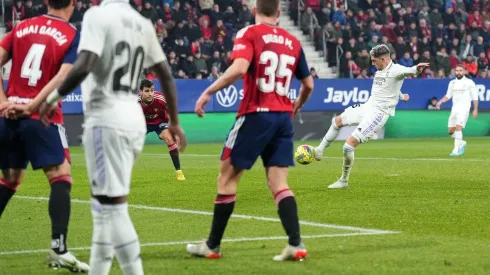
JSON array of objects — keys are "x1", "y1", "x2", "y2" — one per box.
[{"x1": 16, "y1": 24, "x2": 69, "y2": 46}]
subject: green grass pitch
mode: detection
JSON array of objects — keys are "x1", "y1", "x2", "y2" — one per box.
[{"x1": 1, "y1": 138, "x2": 489, "y2": 274}]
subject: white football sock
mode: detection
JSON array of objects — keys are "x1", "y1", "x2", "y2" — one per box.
[
  {"x1": 453, "y1": 131, "x2": 462, "y2": 153},
  {"x1": 89, "y1": 199, "x2": 115, "y2": 275},
  {"x1": 318, "y1": 119, "x2": 341, "y2": 151},
  {"x1": 341, "y1": 144, "x2": 355, "y2": 182},
  {"x1": 111, "y1": 203, "x2": 144, "y2": 275}
]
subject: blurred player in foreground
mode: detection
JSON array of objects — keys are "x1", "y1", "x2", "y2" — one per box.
[
  {"x1": 314, "y1": 45, "x2": 429, "y2": 189},
  {"x1": 187, "y1": 0, "x2": 314, "y2": 261},
  {"x1": 36, "y1": 0, "x2": 186, "y2": 273},
  {"x1": 0, "y1": 0, "x2": 89, "y2": 271},
  {"x1": 139, "y1": 79, "x2": 185, "y2": 180},
  {"x1": 436, "y1": 65, "x2": 478, "y2": 156}
]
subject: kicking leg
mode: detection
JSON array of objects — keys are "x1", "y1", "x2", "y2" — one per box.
[
  {"x1": 0, "y1": 169, "x2": 24, "y2": 217},
  {"x1": 266, "y1": 167, "x2": 307, "y2": 261},
  {"x1": 186, "y1": 158, "x2": 243, "y2": 258},
  {"x1": 315, "y1": 116, "x2": 343, "y2": 160},
  {"x1": 159, "y1": 129, "x2": 184, "y2": 180}
]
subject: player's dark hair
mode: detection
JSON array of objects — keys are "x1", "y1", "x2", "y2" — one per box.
[
  {"x1": 369, "y1": 44, "x2": 390, "y2": 58},
  {"x1": 455, "y1": 64, "x2": 466, "y2": 70},
  {"x1": 140, "y1": 79, "x2": 154, "y2": 90},
  {"x1": 47, "y1": 0, "x2": 73, "y2": 9},
  {"x1": 256, "y1": 0, "x2": 279, "y2": 17}
]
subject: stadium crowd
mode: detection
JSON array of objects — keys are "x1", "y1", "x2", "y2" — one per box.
[
  {"x1": 3, "y1": 0, "x2": 490, "y2": 79},
  {"x1": 292, "y1": 0, "x2": 490, "y2": 79}
]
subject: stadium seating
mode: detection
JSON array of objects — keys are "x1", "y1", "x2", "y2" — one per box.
[{"x1": 3, "y1": 0, "x2": 490, "y2": 79}]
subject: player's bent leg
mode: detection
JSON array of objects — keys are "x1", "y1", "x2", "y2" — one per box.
[
  {"x1": 315, "y1": 116, "x2": 344, "y2": 161},
  {"x1": 159, "y1": 129, "x2": 184, "y2": 180},
  {"x1": 0, "y1": 169, "x2": 24, "y2": 217},
  {"x1": 187, "y1": 158, "x2": 243, "y2": 259},
  {"x1": 266, "y1": 167, "x2": 307, "y2": 262}
]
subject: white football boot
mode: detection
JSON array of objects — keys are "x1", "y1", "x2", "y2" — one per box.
[
  {"x1": 48, "y1": 250, "x2": 90, "y2": 273},
  {"x1": 328, "y1": 179, "x2": 348, "y2": 189},
  {"x1": 313, "y1": 147, "x2": 323, "y2": 161},
  {"x1": 273, "y1": 243, "x2": 308, "y2": 261},
  {"x1": 186, "y1": 241, "x2": 222, "y2": 259}
]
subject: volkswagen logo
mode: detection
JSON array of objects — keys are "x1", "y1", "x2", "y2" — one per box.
[{"x1": 216, "y1": 86, "x2": 238, "y2": 107}]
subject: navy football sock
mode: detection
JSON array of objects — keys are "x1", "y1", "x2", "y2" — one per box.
[
  {"x1": 275, "y1": 189, "x2": 301, "y2": 247},
  {"x1": 49, "y1": 181, "x2": 72, "y2": 254},
  {"x1": 206, "y1": 194, "x2": 236, "y2": 249},
  {"x1": 0, "y1": 186, "x2": 15, "y2": 217}
]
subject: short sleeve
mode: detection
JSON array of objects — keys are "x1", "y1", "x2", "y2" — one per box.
[
  {"x1": 0, "y1": 31, "x2": 14, "y2": 54},
  {"x1": 78, "y1": 8, "x2": 106, "y2": 56},
  {"x1": 144, "y1": 22, "x2": 166, "y2": 69},
  {"x1": 445, "y1": 81, "x2": 454, "y2": 99},
  {"x1": 231, "y1": 26, "x2": 254, "y2": 63},
  {"x1": 295, "y1": 48, "x2": 310, "y2": 80},
  {"x1": 62, "y1": 31, "x2": 80, "y2": 64}
]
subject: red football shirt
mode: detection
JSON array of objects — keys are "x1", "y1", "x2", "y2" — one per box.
[
  {"x1": 138, "y1": 92, "x2": 169, "y2": 125},
  {"x1": 230, "y1": 23, "x2": 310, "y2": 118},
  {"x1": 0, "y1": 14, "x2": 79, "y2": 124}
]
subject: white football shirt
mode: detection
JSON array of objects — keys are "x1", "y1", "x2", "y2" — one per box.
[
  {"x1": 368, "y1": 61, "x2": 418, "y2": 116},
  {"x1": 445, "y1": 77, "x2": 478, "y2": 111},
  {"x1": 77, "y1": 0, "x2": 167, "y2": 131}
]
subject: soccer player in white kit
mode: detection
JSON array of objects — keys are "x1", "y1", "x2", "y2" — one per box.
[
  {"x1": 436, "y1": 65, "x2": 479, "y2": 156},
  {"x1": 39, "y1": 0, "x2": 187, "y2": 273},
  {"x1": 314, "y1": 45, "x2": 429, "y2": 189}
]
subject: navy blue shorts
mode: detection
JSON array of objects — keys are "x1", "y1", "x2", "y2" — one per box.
[
  {"x1": 146, "y1": 122, "x2": 169, "y2": 139},
  {"x1": 0, "y1": 118, "x2": 70, "y2": 170},
  {"x1": 221, "y1": 112, "x2": 294, "y2": 170}
]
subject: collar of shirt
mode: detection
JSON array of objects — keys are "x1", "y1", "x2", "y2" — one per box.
[{"x1": 101, "y1": 0, "x2": 130, "y2": 6}]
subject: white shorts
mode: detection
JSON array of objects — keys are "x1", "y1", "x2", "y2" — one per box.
[
  {"x1": 340, "y1": 103, "x2": 390, "y2": 143},
  {"x1": 83, "y1": 126, "x2": 145, "y2": 197},
  {"x1": 448, "y1": 109, "x2": 469, "y2": 128}
]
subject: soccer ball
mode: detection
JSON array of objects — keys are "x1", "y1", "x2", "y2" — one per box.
[{"x1": 294, "y1": 145, "x2": 315, "y2": 165}]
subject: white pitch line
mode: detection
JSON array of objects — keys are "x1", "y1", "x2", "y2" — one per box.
[
  {"x1": 69, "y1": 153, "x2": 490, "y2": 162},
  {"x1": 15, "y1": 196, "x2": 398, "y2": 235},
  {"x1": 0, "y1": 232, "x2": 392, "y2": 256}
]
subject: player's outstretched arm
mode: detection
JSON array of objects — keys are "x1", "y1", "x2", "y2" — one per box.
[
  {"x1": 395, "y1": 63, "x2": 430, "y2": 79},
  {"x1": 436, "y1": 96, "x2": 450, "y2": 109},
  {"x1": 194, "y1": 58, "x2": 250, "y2": 117}
]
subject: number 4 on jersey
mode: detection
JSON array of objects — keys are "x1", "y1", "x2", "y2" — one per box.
[{"x1": 21, "y1": 43, "x2": 46, "y2": 86}]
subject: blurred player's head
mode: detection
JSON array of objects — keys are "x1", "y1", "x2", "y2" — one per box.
[
  {"x1": 369, "y1": 44, "x2": 391, "y2": 70},
  {"x1": 254, "y1": 0, "x2": 280, "y2": 24},
  {"x1": 140, "y1": 79, "x2": 155, "y2": 103},
  {"x1": 46, "y1": 0, "x2": 75, "y2": 19},
  {"x1": 455, "y1": 65, "x2": 465, "y2": 79}
]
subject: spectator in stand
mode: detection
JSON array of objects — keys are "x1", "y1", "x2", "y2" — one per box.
[
  {"x1": 432, "y1": 37, "x2": 446, "y2": 57},
  {"x1": 70, "y1": 1, "x2": 85, "y2": 26},
  {"x1": 449, "y1": 49, "x2": 461, "y2": 68},
  {"x1": 172, "y1": 1, "x2": 186, "y2": 23},
  {"x1": 207, "y1": 66, "x2": 220, "y2": 80},
  {"x1": 12, "y1": 0, "x2": 25, "y2": 27},
  {"x1": 199, "y1": 0, "x2": 213, "y2": 16},
  {"x1": 447, "y1": 38, "x2": 460, "y2": 54},
  {"x1": 207, "y1": 51, "x2": 226, "y2": 73},
  {"x1": 367, "y1": 35, "x2": 380, "y2": 50},
  {"x1": 301, "y1": 7, "x2": 316, "y2": 34},
  {"x1": 222, "y1": 6, "x2": 236, "y2": 29},
  {"x1": 339, "y1": 51, "x2": 359, "y2": 78},
  {"x1": 418, "y1": 6, "x2": 431, "y2": 26},
  {"x1": 212, "y1": 19, "x2": 228, "y2": 41},
  {"x1": 195, "y1": 73, "x2": 203, "y2": 79},
  {"x1": 459, "y1": 35, "x2": 474, "y2": 59},
  {"x1": 200, "y1": 18, "x2": 212, "y2": 41},
  {"x1": 210, "y1": 4, "x2": 222, "y2": 25},
  {"x1": 193, "y1": 52, "x2": 208, "y2": 77},
  {"x1": 473, "y1": 36, "x2": 486, "y2": 58},
  {"x1": 467, "y1": 10, "x2": 483, "y2": 28},
  {"x1": 183, "y1": 2, "x2": 198, "y2": 23},
  {"x1": 429, "y1": 8, "x2": 443, "y2": 27},
  {"x1": 477, "y1": 52, "x2": 489, "y2": 73},
  {"x1": 332, "y1": 5, "x2": 347, "y2": 25},
  {"x1": 357, "y1": 69, "x2": 370, "y2": 79},
  {"x1": 182, "y1": 55, "x2": 197, "y2": 78},
  {"x1": 176, "y1": 70, "x2": 187, "y2": 79},
  {"x1": 187, "y1": 20, "x2": 203, "y2": 43},
  {"x1": 394, "y1": 36, "x2": 408, "y2": 58},
  {"x1": 175, "y1": 38, "x2": 191, "y2": 58},
  {"x1": 481, "y1": 21, "x2": 490, "y2": 43},
  {"x1": 407, "y1": 22, "x2": 419, "y2": 39},
  {"x1": 141, "y1": 1, "x2": 158, "y2": 23},
  {"x1": 355, "y1": 49, "x2": 371, "y2": 71},
  {"x1": 435, "y1": 69, "x2": 445, "y2": 78},
  {"x1": 399, "y1": 52, "x2": 414, "y2": 67},
  {"x1": 436, "y1": 47, "x2": 451, "y2": 76},
  {"x1": 381, "y1": 36, "x2": 396, "y2": 56},
  {"x1": 345, "y1": 38, "x2": 359, "y2": 59},
  {"x1": 462, "y1": 55, "x2": 478, "y2": 77},
  {"x1": 238, "y1": 5, "x2": 252, "y2": 29},
  {"x1": 24, "y1": 0, "x2": 38, "y2": 19},
  {"x1": 421, "y1": 67, "x2": 435, "y2": 78}
]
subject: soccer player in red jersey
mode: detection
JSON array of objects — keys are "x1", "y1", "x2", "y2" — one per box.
[
  {"x1": 139, "y1": 79, "x2": 185, "y2": 180},
  {"x1": 187, "y1": 0, "x2": 314, "y2": 261},
  {"x1": 0, "y1": 0, "x2": 89, "y2": 272}
]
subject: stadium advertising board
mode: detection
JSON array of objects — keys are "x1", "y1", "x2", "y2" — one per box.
[{"x1": 4, "y1": 79, "x2": 485, "y2": 114}]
